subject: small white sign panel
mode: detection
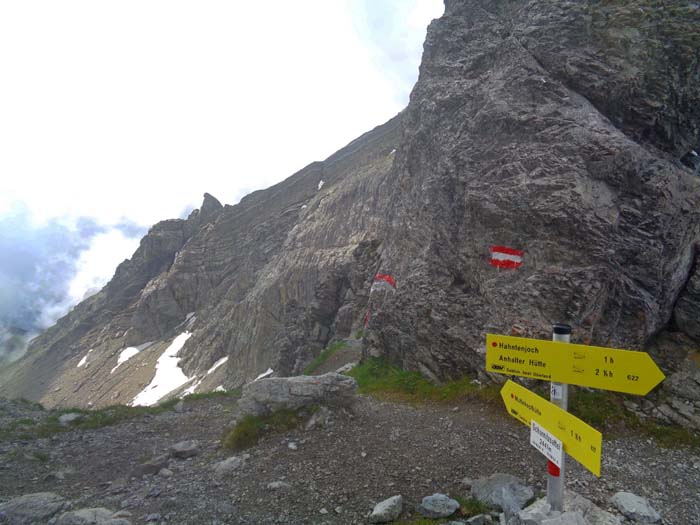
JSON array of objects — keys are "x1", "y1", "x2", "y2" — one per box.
[
  {"x1": 530, "y1": 420, "x2": 563, "y2": 467},
  {"x1": 550, "y1": 383, "x2": 563, "y2": 400}
]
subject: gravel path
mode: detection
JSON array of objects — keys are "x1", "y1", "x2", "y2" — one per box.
[{"x1": 1, "y1": 395, "x2": 699, "y2": 524}]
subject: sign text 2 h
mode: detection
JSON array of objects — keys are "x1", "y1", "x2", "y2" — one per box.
[{"x1": 486, "y1": 334, "x2": 665, "y2": 395}]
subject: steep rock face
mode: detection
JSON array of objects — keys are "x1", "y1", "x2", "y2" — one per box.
[
  {"x1": 2, "y1": 1, "x2": 700, "y2": 426},
  {"x1": 366, "y1": 0, "x2": 700, "y2": 382}
]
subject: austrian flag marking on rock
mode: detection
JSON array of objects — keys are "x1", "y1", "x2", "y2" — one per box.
[{"x1": 490, "y1": 246, "x2": 524, "y2": 269}]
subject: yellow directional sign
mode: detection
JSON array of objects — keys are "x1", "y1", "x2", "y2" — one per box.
[
  {"x1": 486, "y1": 334, "x2": 665, "y2": 395},
  {"x1": 501, "y1": 380, "x2": 602, "y2": 476}
]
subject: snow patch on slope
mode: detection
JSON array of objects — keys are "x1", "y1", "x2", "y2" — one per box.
[
  {"x1": 254, "y1": 368, "x2": 274, "y2": 381},
  {"x1": 207, "y1": 356, "x2": 228, "y2": 375},
  {"x1": 131, "y1": 332, "x2": 192, "y2": 406},
  {"x1": 77, "y1": 349, "x2": 93, "y2": 368},
  {"x1": 110, "y1": 341, "x2": 154, "y2": 374}
]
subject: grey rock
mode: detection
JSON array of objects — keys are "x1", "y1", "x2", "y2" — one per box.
[
  {"x1": 144, "y1": 514, "x2": 161, "y2": 522},
  {"x1": 467, "y1": 515, "x2": 491, "y2": 525},
  {"x1": 369, "y1": 495, "x2": 403, "y2": 523},
  {"x1": 0, "y1": 492, "x2": 67, "y2": 524},
  {"x1": 169, "y1": 440, "x2": 199, "y2": 459},
  {"x1": 335, "y1": 362, "x2": 357, "y2": 375},
  {"x1": 58, "y1": 413, "x2": 83, "y2": 426},
  {"x1": 418, "y1": 493, "x2": 460, "y2": 519},
  {"x1": 541, "y1": 512, "x2": 587, "y2": 525},
  {"x1": 266, "y1": 481, "x2": 291, "y2": 491},
  {"x1": 56, "y1": 508, "x2": 131, "y2": 525},
  {"x1": 173, "y1": 400, "x2": 184, "y2": 413},
  {"x1": 674, "y1": 253, "x2": 700, "y2": 341},
  {"x1": 238, "y1": 373, "x2": 357, "y2": 416},
  {"x1": 610, "y1": 492, "x2": 660, "y2": 524},
  {"x1": 472, "y1": 474, "x2": 534, "y2": 515},
  {"x1": 136, "y1": 455, "x2": 170, "y2": 477},
  {"x1": 213, "y1": 455, "x2": 246, "y2": 477},
  {"x1": 521, "y1": 492, "x2": 619, "y2": 525},
  {"x1": 304, "y1": 405, "x2": 333, "y2": 430}
]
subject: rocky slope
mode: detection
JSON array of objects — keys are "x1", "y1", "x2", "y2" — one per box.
[
  {"x1": 1, "y1": 1, "x2": 700, "y2": 429},
  {"x1": 1, "y1": 391, "x2": 697, "y2": 524}
]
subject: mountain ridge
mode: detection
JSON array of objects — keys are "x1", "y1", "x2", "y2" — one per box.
[{"x1": 2, "y1": 0, "x2": 700, "y2": 432}]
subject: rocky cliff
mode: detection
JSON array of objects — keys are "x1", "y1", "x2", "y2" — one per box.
[{"x1": 2, "y1": 0, "x2": 700, "y2": 428}]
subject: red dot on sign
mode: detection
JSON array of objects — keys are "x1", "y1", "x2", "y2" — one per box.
[
  {"x1": 492, "y1": 342, "x2": 497, "y2": 347},
  {"x1": 511, "y1": 394, "x2": 514, "y2": 399}
]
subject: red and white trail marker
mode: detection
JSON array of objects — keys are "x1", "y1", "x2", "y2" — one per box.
[
  {"x1": 490, "y1": 246, "x2": 524, "y2": 269},
  {"x1": 371, "y1": 273, "x2": 397, "y2": 293}
]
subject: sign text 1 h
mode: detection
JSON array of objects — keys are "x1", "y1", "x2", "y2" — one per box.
[
  {"x1": 501, "y1": 380, "x2": 602, "y2": 476},
  {"x1": 486, "y1": 334, "x2": 665, "y2": 395}
]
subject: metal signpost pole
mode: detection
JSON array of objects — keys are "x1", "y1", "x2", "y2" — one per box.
[{"x1": 547, "y1": 323, "x2": 571, "y2": 512}]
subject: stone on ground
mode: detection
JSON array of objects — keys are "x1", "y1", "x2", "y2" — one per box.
[
  {"x1": 56, "y1": 507, "x2": 131, "y2": 524},
  {"x1": 238, "y1": 373, "x2": 357, "y2": 416},
  {"x1": 369, "y1": 495, "x2": 403, "y2": 523},
  {"x1": 541, "y1": 511, "x2": 588, "y2": 525},
  {"x1": 519, "y1": 491, "x2": 620, "y2": 525},
  {"x1": 418, "y1": 493, "x2": 460, "y2": 518},
  {"x1": 169, "y1": 440, "x2": 200, "y2": 459},
  {"x1": 0, "y1": 492, "x2": 68, "y2": 524},
  {"x1": 136, "y1": 454, "x2": 170, "y2": 476},
  {"x1": 471, "y1": 473, "x2": 534, "y2": 515},
  {"x1": 267, "y1": 481, "x2": 291, "y2": 491},
  {"x1": 213, "y1": 455, "x2": 247, "y2": 477},
  {"x1": 610, "y1": 492, "x2": 660, "y2": 524}
]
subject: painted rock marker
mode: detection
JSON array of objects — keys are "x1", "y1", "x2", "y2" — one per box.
[
  {"x1": 501, "y1": 379, "x2": 602, "y2": 476},
  {"x1": 486, "y1": 334, "x2": 665, "y2": 395}
]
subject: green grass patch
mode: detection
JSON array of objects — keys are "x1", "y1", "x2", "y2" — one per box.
[
  {"x1": 222, "y1": 414, "x2": 266, "y2": 451},
  {"x1": 455, "y1": 496, "x2": 491, "y2": 517},
  {"x1": 347, "y1": 357, "x2": 497, "y2": 404},
  {"x1": 1, "y1": 400, "x2": 181, "y2": 442},
  {"x1": 568, "y1": 388, "x2": 700, "y2": 448},
  {"x1": 30, "y1": 451, "x2": 49, "y2": 463},
  {"x1": 568, "y1": 389, "x2": 631, "y2": 429},
  {"x1": 638, "y1": 420, "x2": 700, "y2": 448},
  {"x1": 304, "y1": 341, "x2": 347, "y2": 375},
  {"x1": 222, "y1": 408, "x2": 306, "y2": 451}
]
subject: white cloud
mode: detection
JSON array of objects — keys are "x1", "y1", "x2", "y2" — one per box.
[
  {"x1": 35, "y1": 228, "x2": 140, "y2": 327},
  {"x1": 0, "y1": 1, "x2": 439, "y2": 227},
  {"x1": 0, "y1": 1, "x2": 441, "y2": 334}
]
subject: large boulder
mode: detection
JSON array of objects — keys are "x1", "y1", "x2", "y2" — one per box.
[
  {"x1": 238, "y1": 373, "x2": 357, "y2": 416},
  {"x1": 519, "y1": 491, "x2": 620, "y2": 525},
  {"x1": 0, "y1": 492, "x2": 68, "y2": 524},
  {"x1": 418, "y1": 494, "x2": 460, "y2": 519},
  {"x1": 610, "y1": 492, "x2": 660, "y2": 524},
  {"x1": 471, "y1": 473, "x2": 534, "y2": 515},
  {"x1": 55, "y1": 508, "x2": 131, "y2": 525}
]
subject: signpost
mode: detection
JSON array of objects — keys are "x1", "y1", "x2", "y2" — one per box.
[
  {"x1": 500, "y1": 379, "x2": 602, "y2": 477},
  {"x1": 486, "y1": 333, "x2": 665, "y2": 395},
  {"x1": 487, "y1": 325, "x2": 665, "y2": 512}
]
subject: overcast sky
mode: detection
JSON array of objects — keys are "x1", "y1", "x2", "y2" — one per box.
[{"x1": 0, "y1": 0, "x2": 443, "y2": 343}]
